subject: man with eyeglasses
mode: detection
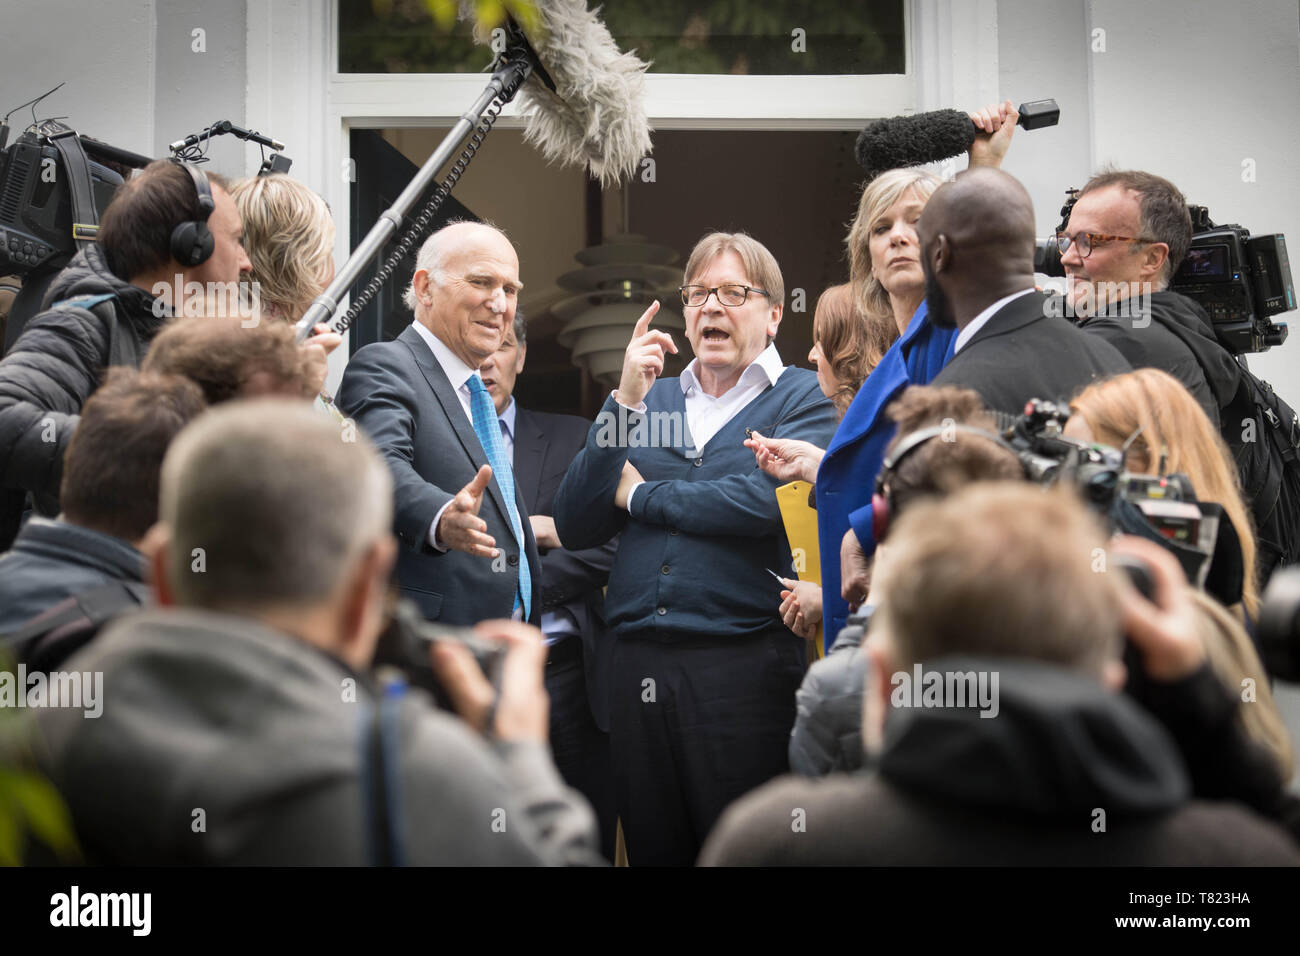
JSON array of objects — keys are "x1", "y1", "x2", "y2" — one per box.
[
  {"x1": 925, "y1": 168, "x2": 1131, "y2": 416},
  {"x1": 553, "y1": 231, "x2": 837, "y2": 866},
  {"x1": 1059, "y1": 169, "x2": 1239, "y2": 427}
]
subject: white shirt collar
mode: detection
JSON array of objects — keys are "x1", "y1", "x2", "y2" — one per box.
[
  {"x1": 411, "y1": 320, "x2": 480, "y2": 392},
  {"x1": 498, "y1": 395, "x2": 516, "y2": 437},
  {"x1": 680, "y1": 342, "x2": 785, "y2": 396},
  {"x1": 953, "y1": 288, "x2": 1037, "y2": 354}
]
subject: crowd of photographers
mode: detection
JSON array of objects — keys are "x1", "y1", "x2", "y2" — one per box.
[{"x1": 0, "y1": 105, "x2": 1298, "y2": 866}]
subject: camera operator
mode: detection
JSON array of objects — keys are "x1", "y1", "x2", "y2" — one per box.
[
  {"x1": 1059, "y1": 169, "x2": 1240, "y2": 428},
  {"x1": 702, "y1": 483, "x2": 1300, "y2": 865},
  {"x1": 922, "y1": 168, "x2": 1131, "y2": 416},
  {"x1": 0, "y1": 160, "x2": 249, "y2": 549},
  {"x1": 34, "y1": 399, "x2": 602, "y2": 865}
]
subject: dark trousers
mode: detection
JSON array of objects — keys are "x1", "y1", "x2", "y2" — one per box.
[
  {"x1": 545, "y1": 636, "x2": 617, "y2": 862},
  {"x1": 611, "y1": 628, "x2": 805, "y2": 866}
]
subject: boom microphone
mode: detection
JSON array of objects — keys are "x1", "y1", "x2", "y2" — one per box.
[
  {"x1": 854, "y1": 98, "x2": 1059, "y2": 181},
  {"x1": 461, "y1": 0, "x2": 652, "y2": 187}
]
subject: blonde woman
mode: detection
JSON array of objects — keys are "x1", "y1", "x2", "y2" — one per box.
[
  {"x1": 1066, "y1": 367, "x2": 1260, "y2": 619},
  {"x1": 230, "y1": 174, "x2": 342, "y2": 392},
  {"x1": 747, "y1": 97, "x2": 1019, "y2": 648}
]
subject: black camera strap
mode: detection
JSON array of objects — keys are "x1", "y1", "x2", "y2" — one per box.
[
  {"x1": 361, "y1": 676, "x2": 409, "y2": 866},
  {"x1": 43, "y1": 122, "x2": 100, "y2": 249}
]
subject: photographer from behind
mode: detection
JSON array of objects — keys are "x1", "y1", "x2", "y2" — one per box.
[{"x1": 35, "y1": 399, "x2": 602, "y2": 865}]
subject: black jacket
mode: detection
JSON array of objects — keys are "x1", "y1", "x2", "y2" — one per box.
[
  {"x1": 0, "y1": 245, "x2": 166, "y2": 519},
  {"x1": 700, "y1": 656, "x2": 1300, "y2": 865},
  {"x1": 1076, "y1": 290, "x2": 1241, "y2": 427},
  {"x1": 930, "y1": 290, "x2": 1131, "y2": 416},
  {"x1": 0, "y1": 517, "x2": 145, "y2": 635},
  {"x1": 513, "y1": 406, "x2": 617, "y2": 731}
]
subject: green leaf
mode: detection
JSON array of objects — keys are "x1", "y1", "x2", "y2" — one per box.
[
  {"x1": 0, "y1": 793, "x2": 20, "y2": 867},
  {"x1": 0, "y1": 769, "x2": 80, "y2": 862}
]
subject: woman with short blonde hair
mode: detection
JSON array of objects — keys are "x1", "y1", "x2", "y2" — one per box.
[{"x1": 230, "y1": 174, "x2": 336, "y2": 323}]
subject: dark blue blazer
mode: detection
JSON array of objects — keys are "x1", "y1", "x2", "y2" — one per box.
[
  {"x1": 337, "y1": 325, "x2": 541, "y2": 627},
  {"x1": 513, "y1": 406, "x2": 617, "y2": 732},
  {"x1": 815, "y1": 303, "x2": 955, "y2": 650}
]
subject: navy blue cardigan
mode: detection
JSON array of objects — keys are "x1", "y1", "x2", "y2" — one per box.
[{"x1": 554, "y1": 368, "x2": 837, "y2": 640}]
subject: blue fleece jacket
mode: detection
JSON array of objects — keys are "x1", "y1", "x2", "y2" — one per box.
[{"x1": 554, "y1": 368, "x2": 837, "y2": 640}]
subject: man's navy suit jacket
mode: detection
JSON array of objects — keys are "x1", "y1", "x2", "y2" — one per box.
[
  {"x1": 513, "y1": 406, "x2": 617, "y2": 732},
  {"x1": 337, "y1": 325, "x2": 541, "y2": 626}
]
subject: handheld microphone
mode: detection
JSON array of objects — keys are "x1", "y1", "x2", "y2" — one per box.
[{"x1": 854, "y1": 98, "x2": 1059, "y2": 180}]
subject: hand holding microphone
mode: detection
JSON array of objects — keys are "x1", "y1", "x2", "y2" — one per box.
[{"x1": 855, "y1": 97, "x2": 1058, "y2": 180}]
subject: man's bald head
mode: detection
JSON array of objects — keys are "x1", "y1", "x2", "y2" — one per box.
[
  {"x1": 918, "y1": 168, "x2": 1038, "y2": 329},
  {"x1": 918, "y1": 167, "x2": 1036, "y2": 260}
]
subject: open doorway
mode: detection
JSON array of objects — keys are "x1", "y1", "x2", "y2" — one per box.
[{"x1": 352, "y1": 126, "x2": 863, "y2": 417}]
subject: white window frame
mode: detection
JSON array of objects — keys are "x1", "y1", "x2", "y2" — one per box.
[{"x1": 245, "y1": 0, "x2": 997, "y2": 371}]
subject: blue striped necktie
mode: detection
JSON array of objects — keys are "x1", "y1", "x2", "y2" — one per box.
[{"x1": 466, "y1": 375, "x2": 531, "y2": 619}]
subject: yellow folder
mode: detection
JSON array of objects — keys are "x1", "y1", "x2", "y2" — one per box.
[{"x1": 775, "y1": 480, "x2": 824, "y2": 661}]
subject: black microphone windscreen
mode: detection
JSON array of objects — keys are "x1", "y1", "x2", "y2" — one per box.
[{"x1": 854, "y1": 109, "x2": 976, "y2": 180}]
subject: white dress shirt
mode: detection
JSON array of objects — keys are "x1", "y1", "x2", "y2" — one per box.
[
  {"x1": 952, "y1": 288, "x2": 1038, "y2": 354},
  {"x1": 623, "y1": 343, "x2": 785, "y2": 510}
]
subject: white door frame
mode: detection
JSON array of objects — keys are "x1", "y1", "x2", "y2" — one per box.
[{"x1": 245, "y1": 0, "x2": 998, "y2": 380}]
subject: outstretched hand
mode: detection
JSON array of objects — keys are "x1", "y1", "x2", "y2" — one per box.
[{"x1": 437, "y1": 465, "x2": 498, "y2": 558}]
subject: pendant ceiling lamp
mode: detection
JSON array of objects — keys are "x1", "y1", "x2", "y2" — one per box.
[{"x1": 554, "y1": 234, "x2": 686, "y2": 388}]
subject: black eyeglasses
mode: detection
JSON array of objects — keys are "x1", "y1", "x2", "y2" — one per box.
[
  {"x1": 1055, "y1": 232, "x2": 1161, "y2": 258},
  {"x1": 679, "y1": 284, "x2": 770, "y2": 307}
]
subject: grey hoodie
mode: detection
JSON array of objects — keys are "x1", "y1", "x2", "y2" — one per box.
[{"x1": 34, "y1": 607, "x2": 603, "y2": 865}]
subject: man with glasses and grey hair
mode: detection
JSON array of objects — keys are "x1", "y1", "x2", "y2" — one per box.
[
  {"x1": 554, "y1": 231, "x2": 838, "y2": 866},
  {"x1": 1059, "y1": 169, "x2": 1241, "y2": 428},
  {"x1": 35, "y1": 399, "x2": 601, "y2": 865}
]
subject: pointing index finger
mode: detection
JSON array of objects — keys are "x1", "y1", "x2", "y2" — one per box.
[{"x1": 632, "y1": 299, "x2": 661, "y2": 339}]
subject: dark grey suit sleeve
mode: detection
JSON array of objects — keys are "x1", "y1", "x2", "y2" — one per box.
[{"x1": 338, "y1": 345, "x2": 454, "y2": 552}]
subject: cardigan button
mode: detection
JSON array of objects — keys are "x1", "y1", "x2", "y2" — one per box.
[
  {"x1": 669, "y1": 528, "x2": 678, "y2": 535},
  {"x1": 661, "y1": 565, "x2": 670, "y2": 575},
  {"x1": 693, "y1": 457, "x2": 703, "y2": 467},
  {"x1": 656, "y1": 606, "x2": 667, "y2": 616}
]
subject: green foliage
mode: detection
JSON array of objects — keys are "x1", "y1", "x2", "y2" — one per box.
[
  {"x1": 338, "y1": 0, "x2": 903, "y2": 75},
  {"x1": 0, "y1": 657, "x2": 81, "y2": 866}
]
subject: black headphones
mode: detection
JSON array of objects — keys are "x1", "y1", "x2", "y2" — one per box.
[
  {"x1": 871, "y1": 423, "x2": 1019, "y2": 543},
  {"x1": 168, "y1": 159, "x2": 216, "y2": 267}
]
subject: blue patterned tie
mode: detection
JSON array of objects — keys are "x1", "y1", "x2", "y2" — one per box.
[{"x1": 466, "y1": 375, "x2": 531, "y2": 619}]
